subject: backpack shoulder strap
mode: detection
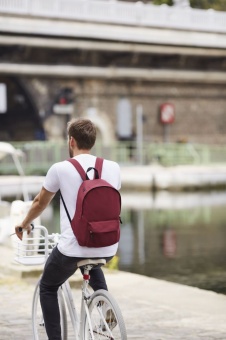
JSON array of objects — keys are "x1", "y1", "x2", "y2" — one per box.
[
  {"x1": 95, "y1": 157, "x2": 104, "y2": 178},
  {"x1": 67, "y1": 158, "x2": 86, "y2": 181},
  {"x1": 60, "y1": 191, "x2": 71, "y2": 223},
  {"x1": 61, "y1": 158, "x2": 86, "y2": 224}
]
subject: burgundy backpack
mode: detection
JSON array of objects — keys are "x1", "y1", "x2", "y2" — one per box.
[{"x1": 60, "y1": 157, "x2": 121, "y2": 248}]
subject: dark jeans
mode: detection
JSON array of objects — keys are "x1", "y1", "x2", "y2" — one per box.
[{"x1": 40, "y1": 246, "x2": 112, "y2": 340}]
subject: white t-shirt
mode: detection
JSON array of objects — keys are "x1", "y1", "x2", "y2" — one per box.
[{"x1": 43, "y1": 154, "x2": 121, "y2": 257}]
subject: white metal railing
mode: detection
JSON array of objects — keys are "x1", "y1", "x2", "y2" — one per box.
[
  {"x1": 0, "y1": 141, "x2": 225, "y2": 171},
  {"x1": 0, "y1": 0, "x2": 226, "y2": 34}
]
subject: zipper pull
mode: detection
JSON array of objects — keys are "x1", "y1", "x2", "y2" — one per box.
[{"x1": 119, "y1": 216, "x2": 123, "y2": 224}]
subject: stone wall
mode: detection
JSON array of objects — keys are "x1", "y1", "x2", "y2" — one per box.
[{"x1": 24, "y1": 77, "x2": 226, "y2": 145}]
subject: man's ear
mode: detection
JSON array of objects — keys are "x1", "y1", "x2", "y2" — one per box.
[
  {"x1": 70, "y1": 136, "x2": 78, "y2": 149},
  {"x1": 69, "y1": 136, "x2": 75, "y2": 147}
]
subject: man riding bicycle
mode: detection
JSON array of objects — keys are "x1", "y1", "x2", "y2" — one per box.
[{"x1": 14, "y1": 119, "x2": 121, "y2": 340}]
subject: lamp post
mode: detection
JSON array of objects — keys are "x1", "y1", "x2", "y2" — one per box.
[{"x1": 136, "y1": 104, "x2": 143, "y2": 165}]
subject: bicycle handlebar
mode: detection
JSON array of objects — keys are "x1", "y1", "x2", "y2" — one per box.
[{"x1": 10, "y1": 223, "x2": 34, "y2": 237}]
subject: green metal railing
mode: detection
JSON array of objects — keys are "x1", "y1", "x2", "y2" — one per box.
[{"x1": 1, "y1": 141, "x2": 226, "y2": 175}]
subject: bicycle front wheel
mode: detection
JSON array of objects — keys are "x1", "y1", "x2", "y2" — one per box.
[
  {"x1": 32, "y1": 281, "x2": 68, "y2": 340},
  {"x1": 82, "y1": 289, "x2": 127, "y2": 340}
]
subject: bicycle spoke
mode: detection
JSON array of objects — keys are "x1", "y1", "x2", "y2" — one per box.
[
  {"x1": 83, "y1": 290, "x2": 127, "y2": 339},
  {"x1": 93, "y1": 329, "x2": 114, "y2": 339}
]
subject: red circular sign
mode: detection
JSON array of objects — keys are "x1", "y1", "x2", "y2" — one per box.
[{"x1": 160, "y1": 103, "x2": 175, "y2": 124}]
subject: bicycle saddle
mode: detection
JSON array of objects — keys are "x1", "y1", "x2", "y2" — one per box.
[{"x1": 77, "y1": 258, "x2": 106, "y2": 268}]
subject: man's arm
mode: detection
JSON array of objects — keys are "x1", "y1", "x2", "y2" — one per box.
[{"x1": 15, "y1": 187, "x2": 56, "y2": 240}]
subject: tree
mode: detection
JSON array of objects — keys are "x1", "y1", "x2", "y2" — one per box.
[
  {"x1": 190, "y1": 0, "x2": 226, "y2": 10},
  {"x1": 151, "y1": 0, "x2": 226, "y2": 11},
  {"x1": 152, "y1": 0, "x2": 173, "y2": 5}
]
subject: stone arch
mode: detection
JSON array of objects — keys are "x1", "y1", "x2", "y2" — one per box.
[
  {"x1": 84, "y1": 108, "x2": 115, "y2": 146},
  {"x1": 0, "y1": 76, "x2": 44, "y2": 141}
]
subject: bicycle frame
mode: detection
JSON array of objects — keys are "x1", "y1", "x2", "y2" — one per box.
[{"x1": 14, "y1": 226, "x2": 127, "y2": 340}]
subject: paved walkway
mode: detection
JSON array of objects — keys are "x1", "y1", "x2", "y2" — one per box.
[{"x1": 1, "y1": 245, "x2": 226, "y2": 340}]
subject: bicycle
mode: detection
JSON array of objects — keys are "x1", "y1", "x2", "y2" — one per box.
[{"x1": 13, "y1": 225, "x2": 127, "y2": 340}]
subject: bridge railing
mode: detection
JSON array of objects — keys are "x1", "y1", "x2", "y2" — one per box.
[
  {"x1": 1, "y1": 141, "x2": 226, "y2": 175},
  {"x1": 0, "y1": 0, "x2": 226, "y2": 33}
]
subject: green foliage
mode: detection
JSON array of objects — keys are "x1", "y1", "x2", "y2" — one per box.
[
  {"x1": 152, "y1": 0, "x2": 173, "y2": 5},
  {"x1": 152, "y1": 0, "x2": 226, "y2": 11},
  {"x1": 190, "y1": 0, "x2": 226, "y2": 10}
]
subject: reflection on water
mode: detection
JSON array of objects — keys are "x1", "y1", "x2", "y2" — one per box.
[
  {"x1": 118, "y1": 191, "x2": 226, "y2": 294},
  {"x1": 23, "y1": 191, "x2": 226, "y2": 294}
]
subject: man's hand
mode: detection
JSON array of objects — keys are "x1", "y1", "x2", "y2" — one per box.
[
  {"x1": 15, "y1": 224, "x2": 33, "y2": 241},
  {"x1": 13, "y1": 187, "x2": 55, "y2": 241}
]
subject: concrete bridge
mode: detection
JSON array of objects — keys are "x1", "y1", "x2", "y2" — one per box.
[{"x1": 0, "y1": 0, "x2": 226, "y2": 145}]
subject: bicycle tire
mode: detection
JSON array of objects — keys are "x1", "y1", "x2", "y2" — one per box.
[
  {"x1": 82, "y1": 289, "x2": 127, "y2": 340},
  {"x1": 32, "y1": 280, "x2": 68, "y2": 340}
]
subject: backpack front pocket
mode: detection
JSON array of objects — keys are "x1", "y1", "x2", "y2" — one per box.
[{"x1": 86, "y1": 220, "x2": 120, "y2": 247}]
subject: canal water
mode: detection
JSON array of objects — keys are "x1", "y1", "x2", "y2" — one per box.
[{"x1": 41, "y1": 190, "x2": 226, "y2": 294}]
